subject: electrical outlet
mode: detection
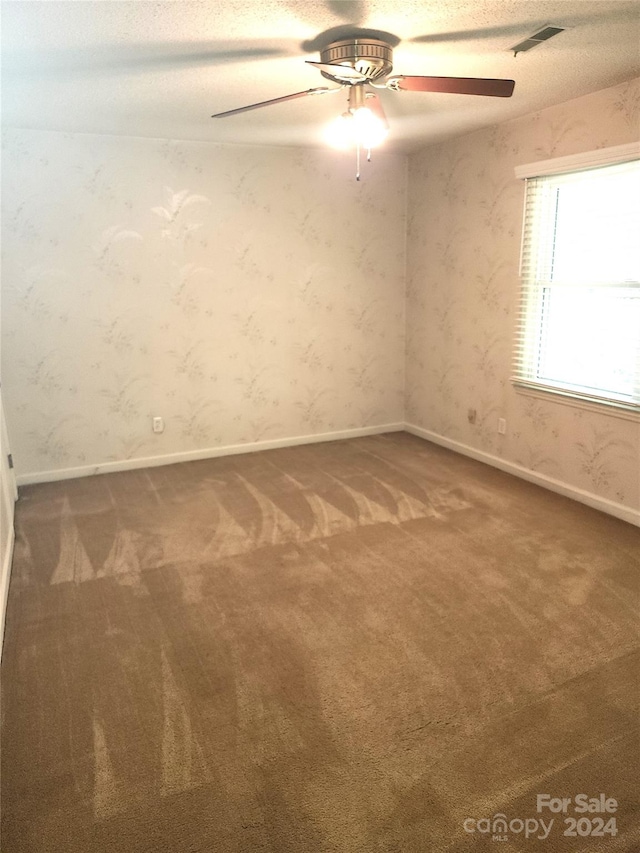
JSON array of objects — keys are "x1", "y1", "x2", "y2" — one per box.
[
  {"x1": 467, "y1": 408, "x2": 477, "y2": 424},
  {"x1": 152, "y1": 416, "x2": 164, "y2": 434},
  {"x1": 498, "y1": 418, "x2": 506, "y2": 435}
]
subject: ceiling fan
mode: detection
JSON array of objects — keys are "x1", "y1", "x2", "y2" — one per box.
[
  {"x1": 212, "y1": 37, "x2": 515, "y2": 178},
  {"x1": 212, "y1": 36, "x2": 514, "y2": 118}
]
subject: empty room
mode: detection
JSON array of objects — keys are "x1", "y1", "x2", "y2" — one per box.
[{"x1": 1, "y1": 1, "x2": 639, "y2": 851}]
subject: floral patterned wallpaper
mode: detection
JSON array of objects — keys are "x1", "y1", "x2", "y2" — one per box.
[
  {"x1": 1, "y1": 133, "x2": 406, "y2": 476},
  {"x1": 406, "y1": 77, "x2": 640, "y2": 512},
  {"x1": 2, "y1": 77, "x2": 638, "y2": 516}
]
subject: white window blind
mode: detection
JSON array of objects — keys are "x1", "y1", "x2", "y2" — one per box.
[{"x1": 514, "y1": 156, "x2": 640, "y2": 412}]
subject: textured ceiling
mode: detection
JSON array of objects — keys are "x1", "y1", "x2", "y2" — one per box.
[{"x1": 2, "y1": 0, "x2": 640, "y2": 151}]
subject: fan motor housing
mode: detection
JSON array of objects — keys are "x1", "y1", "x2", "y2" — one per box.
[{"x1": 319, "y1": 38, "x2": 394, "y2": 82}]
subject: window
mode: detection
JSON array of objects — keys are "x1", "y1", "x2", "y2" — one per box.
[{"x1": 514, "y1": 147, "x2": 640, "y2": 412}]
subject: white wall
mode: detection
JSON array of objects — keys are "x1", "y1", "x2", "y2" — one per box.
[
  {"x1": 1, "y1": 132, "x2": 407, "y2": 480},
  {"x1": 405, "y1": 77, "x2": 640, "y2": 519}
]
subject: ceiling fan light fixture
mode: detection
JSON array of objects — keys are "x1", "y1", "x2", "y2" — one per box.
[
  {"x1": 325, "y1": 112, "x2": 354, "y2": 149},
  {"x1": 324, "y1": 107, "x2": 388, "y2": 150},
  {"x1": 352, "y1": 106, "x2": 389, "y2": 148}
]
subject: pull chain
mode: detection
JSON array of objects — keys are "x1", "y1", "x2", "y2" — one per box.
[{"x1": 354, "y1": 143, "x2": 374, "y2": 180}]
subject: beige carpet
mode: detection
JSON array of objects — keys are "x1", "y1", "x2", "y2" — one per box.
[{"x1": 1, "y1": 432, "x2": 639, "y2": 852}]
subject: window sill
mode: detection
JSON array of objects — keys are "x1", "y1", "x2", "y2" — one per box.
[{"x1": 512, "y1": 382, "x2": 640, "y2": 423}]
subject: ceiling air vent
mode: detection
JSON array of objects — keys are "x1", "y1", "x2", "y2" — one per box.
[{"x1": 511, "y1": 26, "x2": 565, "y2": 56}]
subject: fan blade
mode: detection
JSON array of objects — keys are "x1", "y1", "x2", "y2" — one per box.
[
  {"x1": 306, "y1": 61, "x2": 367, "y2": 81},
  {"x1": 3, "y1": 41, "x2": 295, "y2": 79},
  {"x1": 410, "y1": 24, "x2": 530, "y2": 45},
  {"x1": 365, "y1": 93, "x2": 389, "y2": 128},
  {"x1": 387, "y1": 76, "x2": 515, "y2": 97},
  {"x1": 212, "y1": 87, "x2": 334, "y2": 118},
  {"x1": 325, "y1": 1, "x2": 367, "y2": 26}
]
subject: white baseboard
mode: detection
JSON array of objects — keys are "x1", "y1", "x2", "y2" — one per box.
[
  {"x1": 405, "y1": 423, "x2": 640, "y2": 528},
  {"x1": 16, "y1": 422, "x2": 405, "y2": 486},
  {"x1": 0, "y1": 525, "x2": 15, "y2": 663},
  {"x1": 13, "y1": 420, "x2": 639, "y2": 528}
]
